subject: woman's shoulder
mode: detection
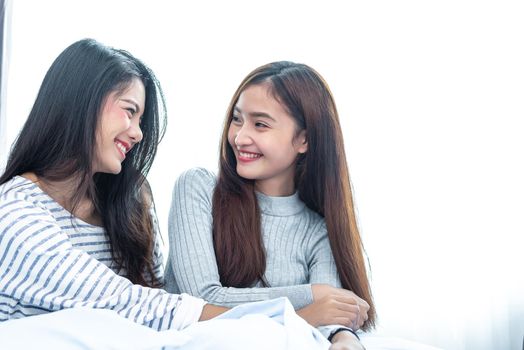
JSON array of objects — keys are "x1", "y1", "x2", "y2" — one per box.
[
  {"x1": 179, "y1": 167, "x2": 216, "y2": 180},
  {"x1": 0, "y1": 176, "x2": 52, "y2": 217},
  {"x1": 172, "y1": 168, "x2": 217, "y2": 200},
  {"x1": 1, "y1": 175, "x2": 41, "y2": 202},
  {"x1": 176, "y1": 167, "x2": 216, "y2": 187},
  {"x1": 300, "y1": 205, "x2": 328, "y2": 236}
]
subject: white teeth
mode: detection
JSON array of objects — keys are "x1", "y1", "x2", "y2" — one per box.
[
  {"x1": 239, "y1": 152, "x2": 261, "y2": 159},
  {"x1": 115, "y1": 142, "x2": 127, "y2": 154}
]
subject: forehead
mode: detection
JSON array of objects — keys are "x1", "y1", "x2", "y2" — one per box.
[
  {"x1": 236, "y1": 83, "x2": 287, "y2": 114},
  {"x1": 105, "y1": 78, "x2": 146, "y2": 107},
  {"x1": 119, "y1": 78, "x2": 145, "y2": 104}
]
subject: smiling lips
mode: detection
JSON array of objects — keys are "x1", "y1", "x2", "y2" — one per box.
[
  {"x1": 115, "y1": 139, "x2": 130, "y2": 159},
  {"x1": 237, "y1": 150, "x2": 263, "y2": 163}
]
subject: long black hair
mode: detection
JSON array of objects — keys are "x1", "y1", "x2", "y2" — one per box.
[{"x1": 0, "y1": 39, "x2": 166, "y2": 286}]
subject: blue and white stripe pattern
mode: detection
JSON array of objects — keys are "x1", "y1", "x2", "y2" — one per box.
[{"x1": 0, "y1": 176, "x2": 206, "y2": 330}]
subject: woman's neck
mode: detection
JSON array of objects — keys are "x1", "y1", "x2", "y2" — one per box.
[
  {"x1": 21, "y1": 172, "x2": 101, "y2": 226},
  {"x1": 254, "y1": 176, "x2": 295, "y2": 197}
]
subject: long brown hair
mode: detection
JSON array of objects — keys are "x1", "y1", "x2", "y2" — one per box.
[{"x1": 212, "y1": 61, "x2": 376, "y2": 329}]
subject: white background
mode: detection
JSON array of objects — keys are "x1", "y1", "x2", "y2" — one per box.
[{"x1": 2, "y1": 1, "x2": 523, "y2": 349}]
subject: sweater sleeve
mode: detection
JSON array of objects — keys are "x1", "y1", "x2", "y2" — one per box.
[
  {"x1": 307, "y1": 221, "x2": 342, "y2": 288},
  {"x1": 307, "y1": 221, "x2": 353, "y2": 340},
  {"x1": 165, "y1": 168, "x2": 312, "y2": 308},
  {"x1": 0, "y1": 194, "x2": 205, "y2": 331}
]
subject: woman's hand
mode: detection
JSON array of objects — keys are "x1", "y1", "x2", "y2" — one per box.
[
  {"x1": 297, "y1": 284, "x2": 369, "y2": 329},
  {"x1": 297, "y1": 291, "x2": 359, "y2": 328},
  {"x1": 314, "y1": 284, "x2": 370, "y2": 330},
  {"x1": 329, "y1": 331, "x2": 365, "y2": 350}
]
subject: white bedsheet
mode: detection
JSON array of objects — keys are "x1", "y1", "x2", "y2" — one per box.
[{"x1": 0, "y1": 297, "x2": 442, "y2": 349}]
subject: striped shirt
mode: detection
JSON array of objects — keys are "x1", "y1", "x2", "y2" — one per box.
[{"x1": 0, "y1": 176, "x2": 206, "y2": 330}]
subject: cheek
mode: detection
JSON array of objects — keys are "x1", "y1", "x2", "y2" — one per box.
[
  {"x1": 227, "y1": 126, "x2": 236, "y2": 146},
  {"x1": 270, "y1": 141, "x2": 299, "y2": 164},
  {"x1": 101, "y1": 109, "x2": 128, "y2": 133},
  {"x1": 94, "y1": 125, "x2": 108, "y2": 151}
]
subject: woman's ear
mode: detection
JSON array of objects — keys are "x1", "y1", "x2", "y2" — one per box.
[{"x1": 296, "y1": 130, "x2": 308, "y2": 154}]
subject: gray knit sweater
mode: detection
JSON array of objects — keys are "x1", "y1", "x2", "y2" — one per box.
[{"x1": 164, "y1": 168, "x2": 342, "y2": 311}]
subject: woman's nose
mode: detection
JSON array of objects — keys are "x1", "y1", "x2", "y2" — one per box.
[
  {"x1": 234, "y1": 127, "x2": 253, "y2": 147},
  {"x1": 129, "y1": 119, "x2": 143, "y2": 144}
]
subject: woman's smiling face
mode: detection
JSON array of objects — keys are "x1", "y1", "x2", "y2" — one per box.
[
  {"x1": 93, "y1": 78, "x2": 145, "y2": 174},
  {"x1": 228, "y1": 83, "x2": 307, "y2": 196}
]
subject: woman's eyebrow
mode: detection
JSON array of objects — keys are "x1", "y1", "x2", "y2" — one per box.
[
  {"x1": 234, "y1": 106, "x2": 276, "y2": 122},
  {"x1": 121, "y1": 98, "x2": 141, "y2": 113},
  {"x1": 249, "y1": 112, "x2": 276, "y2": 122}
]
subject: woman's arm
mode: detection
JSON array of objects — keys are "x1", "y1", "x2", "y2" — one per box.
[
  {"x1": 0, "y1": 195, "x2": 207, "y2": 330},
  {"x1": 165, "y1": 168, "x2": 312, "y2": 308},
  {"x1": 297, "y1": 225, "x2": 369, "y2": 337},
  {"x1": 199, "y1": 303, "x2": 229, "y2": 321},
  {"x1": 329, "y1": 330, "x2": 365, "y2": 350}
]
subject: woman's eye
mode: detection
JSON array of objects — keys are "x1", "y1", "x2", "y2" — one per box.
[
  {"x1": 255, "y1": 122, "x2": 268, "y2": 128},
  {"x1": 231, "y1": 115, "x2": 242, "y2": 124},
  {"x1": 126, "y1": 108, "x2": 136, "y2": 117}
]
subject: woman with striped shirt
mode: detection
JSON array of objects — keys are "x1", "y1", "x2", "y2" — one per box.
[{"x1": 0, "y1": 38, "x2": 226, "y2": 331}]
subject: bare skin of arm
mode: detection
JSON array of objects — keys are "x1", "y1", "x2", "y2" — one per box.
[
  {"x1": 329, "y1": 331, "x2": 365, "y2": 350},
  {"x1": 198, "y1": 304, "x2": 230, "y2": 321}
]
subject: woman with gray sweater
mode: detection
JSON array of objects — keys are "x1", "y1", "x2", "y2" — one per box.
[{"x1": 165, "y1": 61, "x2": 376, "y2": 350}]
